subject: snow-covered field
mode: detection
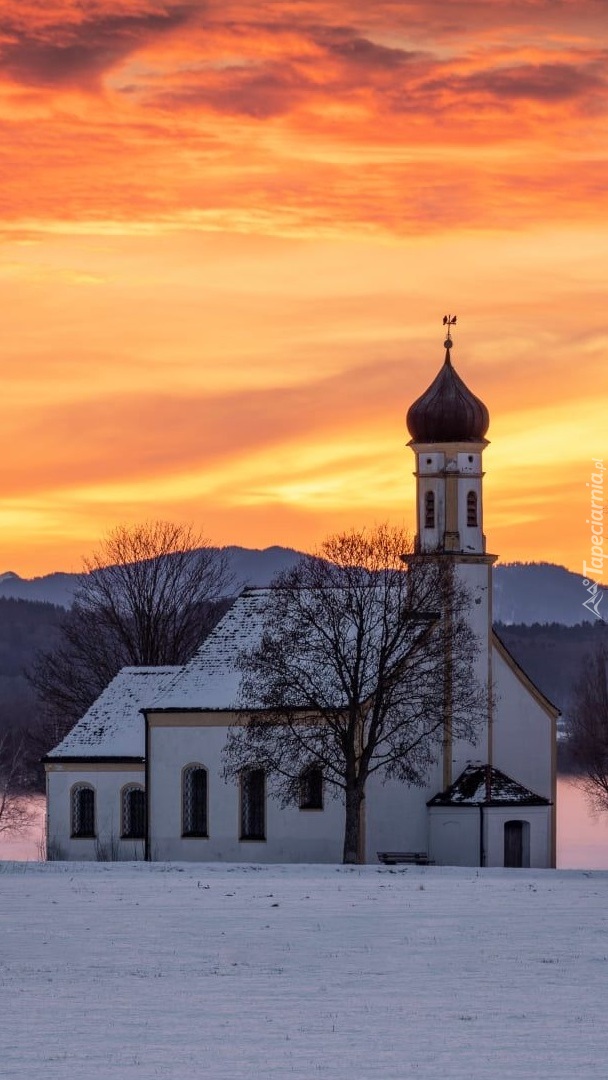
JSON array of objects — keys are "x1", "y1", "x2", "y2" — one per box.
[{"x1": 1, "y1": 861, "x2": 607, "y2": 1080}]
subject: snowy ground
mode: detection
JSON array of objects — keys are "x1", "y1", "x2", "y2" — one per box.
[{"x1": 1, "y1": 861, "x2": 607, "y2": 1079}]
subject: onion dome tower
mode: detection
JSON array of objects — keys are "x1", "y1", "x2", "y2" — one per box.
[
  {"x1": 406, "y1": 317, "x2": 496, "y2": 790},
  {"x1": 406, "y1": 317, "x2": 491, "y2": 557}
]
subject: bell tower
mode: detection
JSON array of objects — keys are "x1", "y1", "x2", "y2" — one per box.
[
  {"x1": 405, "y1": 317, "x2": 496, "y2": 789},
  {"x1": 406, "y1": 316, "x2": 490, "y2": 559}
]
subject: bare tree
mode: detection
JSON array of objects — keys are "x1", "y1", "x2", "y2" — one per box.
[
  {"x1": 29, "y1": 521, "x2": 233, "y2": 753},
  {"x1": 0, "y1": 731, "x2": 36, "y2": 836},
  {"x1": 223, "y1": 525, "x2": 486, "y2": 863},
  {"x1": 567, "y1": 642, "x2": 608, "y2": 812}
]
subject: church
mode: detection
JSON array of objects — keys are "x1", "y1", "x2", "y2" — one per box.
[{"x1": 44, "y1": 327, "x2": 558, "y2": 867}]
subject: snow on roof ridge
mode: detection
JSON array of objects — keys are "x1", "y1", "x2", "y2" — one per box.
[{"x1": 119, "y1": 665, "x2": 182, "y2": 675}]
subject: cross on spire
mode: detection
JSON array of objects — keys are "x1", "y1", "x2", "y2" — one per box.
[{"x1": 443, "y1": 314, "x2": 457, "y2": 351}]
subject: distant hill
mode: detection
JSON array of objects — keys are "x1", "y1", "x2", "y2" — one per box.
[
  {"x1": 0, "y1": 547, "x2": 303, "y2": 609},
  {"x1": 492, "y1": 562, "x2": 605, "y2": 627},
  {"x1": 0, "y1": 570, "x2": 81, "y2": 608},
  {"x1": 0, "y1": 553, "x2": 604, "y2": 627}
]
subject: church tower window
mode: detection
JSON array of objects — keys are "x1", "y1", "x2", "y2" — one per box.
[
  {"x1": 182, "y1": 764, "x2": 208, "y2": 837},
  {"x1": 467, "y1": 491, "x2": 478, "y2": 527},
  {"x1": 424, "y1": 491, "x2": 435, "y2": 529}
]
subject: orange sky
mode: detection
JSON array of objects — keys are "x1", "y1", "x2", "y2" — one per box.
[{"x1": 1, "y1": 0, "x2": 606, "y2": 576}]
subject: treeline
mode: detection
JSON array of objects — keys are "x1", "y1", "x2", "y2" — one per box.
[{"x1": 0, "y1": 598, "x2": 65, "y2": 792}]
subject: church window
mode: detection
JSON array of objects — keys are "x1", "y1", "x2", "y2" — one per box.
[
  {"x1": 240, "y1": 768, "x2": 266, "y2": 840},
  {"x1": 504, "y1": 820, "x2": 530, "y2": 868},
  {"x1": 182, "y1": 765, "x2": 208, "y2": 837},
  {"x1": 299, "y1": 766, "x2": 323, "y2": 810},
  {"x1": 71, "y1": 784, "x2": 95, "y2": 838},
  {"x1": 467, "y1": 491, "x2": 478, "y2": 527},
  {"x1": 424, "y1": 491, "x2": 435, "y2": 529},
  {"x1": 121, "y1": 784, "x2": 146, "y2": 839}
]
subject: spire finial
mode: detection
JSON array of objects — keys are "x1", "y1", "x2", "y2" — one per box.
[{"x1": 442, "y1": 314, "x2": 457, "y2": 354}]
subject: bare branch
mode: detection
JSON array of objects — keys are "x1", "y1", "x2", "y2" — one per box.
[
  {"x1": 0, "y1": 733, "x2": 37, "y2": 836},
  {"x1": 28, "y1": 520, "x2": 233, "y2": 755}
]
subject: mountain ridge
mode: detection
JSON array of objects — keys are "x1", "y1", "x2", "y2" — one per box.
[{"x1": 0, "y1": 549, "x2": 604, "y2": 627}]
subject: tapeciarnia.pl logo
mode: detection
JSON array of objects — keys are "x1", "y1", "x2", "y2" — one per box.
[{"x1": 582, "y1": 457, "x2": 605, "y2": 620}]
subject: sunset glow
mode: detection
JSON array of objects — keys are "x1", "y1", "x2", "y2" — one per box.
[{"x1": 1, "y1": 1, "x2": 606, "y2": 575}]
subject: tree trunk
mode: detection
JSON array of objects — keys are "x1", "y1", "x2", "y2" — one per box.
[{"x1": 343, "y1": 784, "x2": 365, "y2": 864}]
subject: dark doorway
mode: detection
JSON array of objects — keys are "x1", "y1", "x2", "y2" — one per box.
[{"x1": 504, "y1": 820, "x2": 530, "y2": 868}]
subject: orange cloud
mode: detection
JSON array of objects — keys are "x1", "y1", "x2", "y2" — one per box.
[{"x1": 0, "y1": 2, "x2": 606, "y2": 575}]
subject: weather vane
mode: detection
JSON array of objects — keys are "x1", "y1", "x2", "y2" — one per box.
[{"x1": 443, "y1": 314, "x2": 457, "y2": 351}]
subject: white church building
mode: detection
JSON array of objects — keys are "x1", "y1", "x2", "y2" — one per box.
[{"x1": 45, "y1": 332, "x2": 558, "y2": 867}]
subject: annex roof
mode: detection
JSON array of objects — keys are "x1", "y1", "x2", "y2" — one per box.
[
  {"x1": 47, "y1": 666, "x2": 181, "y2": 759},
  {"x1": 427, "y1": 764, "x2": 551, "y2": 807}
]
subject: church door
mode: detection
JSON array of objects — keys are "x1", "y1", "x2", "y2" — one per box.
[{"x1": 504, "y1": 820, "x2": 530, "y2": 868}]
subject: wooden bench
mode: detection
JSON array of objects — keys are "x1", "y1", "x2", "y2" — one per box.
[{"x1": 377, "y1": 851, "x2": 435, "y2": 866}]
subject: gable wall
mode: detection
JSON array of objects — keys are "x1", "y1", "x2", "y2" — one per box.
[
  {"x1": 491, "y1": 644, "x2": 555, "y2": 800},
  {"x1": 45, "y1": 763, "x2": 145, "y2": 861}
]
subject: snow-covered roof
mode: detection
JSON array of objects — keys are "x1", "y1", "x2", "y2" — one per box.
[
  {"x1": 147, "y1": 589, "x2": 269, "y2": 712},
  {"x1": 427, "y1": 764, "x2": 551, "y2": 807},
  {"x1": 48, "y1": 666, "x2": 181, "y2": 759}
]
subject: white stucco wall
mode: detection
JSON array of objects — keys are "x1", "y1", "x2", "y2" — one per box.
[
  {"x1": 148, "y1": 718, "x2": 488, "y2": 865},
  {"x1": 46, "y1": 764, "x2": 145, "y2": 861},
  {"x1": 365, "y1": 765, "x2": 443, "y2": 861},
  {"x1": 147, "y1": 717, "x2": 345, "y2": 863},
  {"x1": 428, "y1": 807, "x2": 480, "y2": 866},
  {"x1": 429, "y1": 804, "x2": 552, "y2": 868},
  {"x1": 484, "y1": 806, "x2": 552, "y2": 868}
]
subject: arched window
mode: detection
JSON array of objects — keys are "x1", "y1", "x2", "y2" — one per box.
[
  {"x1": 240, "y1": 768, "x2": 265, "y2": 840},
  {"x1": 182, "y1": 765, "x2": 208, "y2": 837},
  {"x1": 504, "y1": 820, "x2": 530, "y2": 868},
  {"x1": 121, "y1": 784, "x2": 146, "y2": 839},
  {"x1": 71, "y1": 784, "x2": 95, "y2": 838},
  {"x1": 467, "y1": 490, "x2": 478, "y2": 527},
  {"x1": 299, "y1": 766, "x2": 323, "y2": 810},
  {"x1": 424, "y1": 490, "x2": 435, "y2": 529}
]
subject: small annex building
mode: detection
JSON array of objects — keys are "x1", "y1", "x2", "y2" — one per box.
[{"x1": 45, "y1": 331, "x2": 558, "y2": 867}]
